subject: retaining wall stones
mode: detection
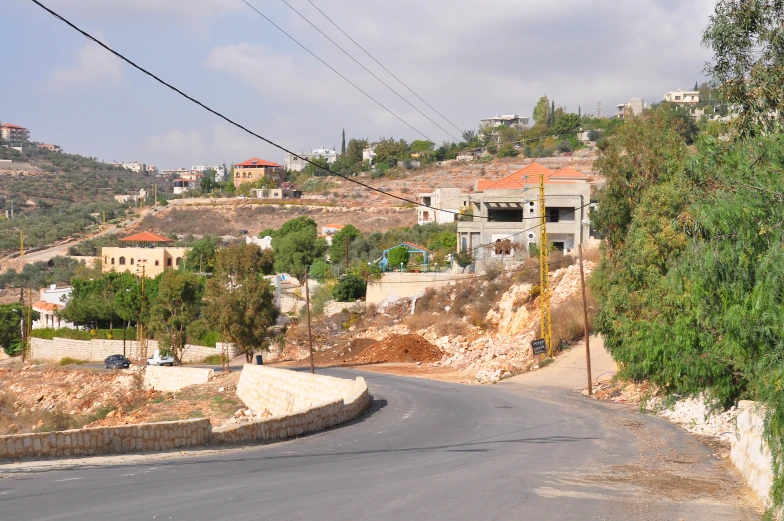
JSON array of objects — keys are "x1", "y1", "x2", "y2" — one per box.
[
  {"x1": 144, "y1": 366, "x2": 214, "y2": 392},
  {"x1": 236, "y1": 364, "x2": 358, "y2": 416},
  {"x1": 0, "y1": 366, "x2": 370, "y2": 460},
  {"x1": 731, "y1": 401, "x2": 775, "y2": 509},
  {"x1": 30, "y1": 337, "x2": 240, "y2": 364},
  {"x1": 0, "y1": 419, "x2": 211, "y2": 459}
]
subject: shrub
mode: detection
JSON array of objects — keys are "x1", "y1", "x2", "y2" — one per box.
[
  {"x1": 59, "y1": 357, "x2": 87, "y2": 366},
  {"x1": 203, "y1": 354, "x2": 224, "y2": 365},
  {"x1": 387, "y1": 246, "x2": 410, "y2": 269},
  {"x1": 333, "y1": 275, "x2": 367, "y2": 302},
  {"x1": 307, "y1": 282, "x2": 335, "y2": 317}
]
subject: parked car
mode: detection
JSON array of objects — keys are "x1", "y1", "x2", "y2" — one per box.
[
  {"x1": 147, "y1": 351, "x2": 175, "y2": 366},
  {"x1": 104, "y1": 354, "x2": 131, "y2": 369}
]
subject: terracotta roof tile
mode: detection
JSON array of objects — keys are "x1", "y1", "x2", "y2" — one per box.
[
  {"x1": 120, "y1": 231, "x2": 172, "y2": 242},
  {"x1": 235, "y1": 157, "x2": 283, "y2": 167}
]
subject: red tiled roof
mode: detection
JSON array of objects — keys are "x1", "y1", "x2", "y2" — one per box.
[
  {"x1": 1, "y1": 123, "x2": 27, "y2": 130},
  {"x1": 120, "y1": 231, "x2": 172, "y2": 243},
  {"x1": 32, "y1": 301, "x2": 63, "y2": 312},
  {"x1": 235, "y1": 158, "x2": 283, "y2": 167},
  {"x1": 476, "y1": 162, "x2": 587, "y2": 191}
]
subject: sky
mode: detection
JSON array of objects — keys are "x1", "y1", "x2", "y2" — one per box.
[{"x1": 3, "y1": 0, "x2": 716, "y2": 170}]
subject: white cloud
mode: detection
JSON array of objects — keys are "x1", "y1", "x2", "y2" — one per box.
[{"x1": 49, "y1": 43, "x2": 122, "y2": 90}]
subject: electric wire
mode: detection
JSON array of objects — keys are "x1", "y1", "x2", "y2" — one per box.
[
  {"x1": 276, "y1": 0, "x2": 461, "y2": 142},
  {"x1": 304, "y1": 0, "x2": 465, "y2": 136},
  {"x1": 28, "y1": 0, "x2": 478, "y2": 220},
  {"x1": 239, "y1": 0, "x2": 438, "y2": 144}
]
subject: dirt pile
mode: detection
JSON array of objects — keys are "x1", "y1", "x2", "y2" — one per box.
[{"x1": 349, "y1": 334, "x2": 443, "y2": 364}]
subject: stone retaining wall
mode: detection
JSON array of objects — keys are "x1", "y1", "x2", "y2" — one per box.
[
  {"x1": 30, "y1": 337, "x2": 240, "y2": 364},
  {"x1": 0, "y1": 419, "x2": 211, "y2": 459},
  {"x1": 236, "y1": 364, "x2": 358, "y2": 416},
  {"x1": 0, "y1": 366, "x2": 370, "y2": 460},
  {"x1": 731, "y1": 401, "x2": 775, "y2": 510},
  {"x1": 213, "y1": 367, "x2": 369, "y2": 444},
  {"x1": 144, "y1": 366, "x2": 214, "y2": 392}
]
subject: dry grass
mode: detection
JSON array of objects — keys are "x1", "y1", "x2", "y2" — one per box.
[
  {"x1": 580, "y1": 245, "x2": 602, "y2": 263},
  {"x1": 537, "y1": 288, "x2": 597, "y2": 349}
]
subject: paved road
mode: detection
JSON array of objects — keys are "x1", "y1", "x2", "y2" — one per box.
[{"x1": 0, "y1": 369, "x2": 758, "y2": 521}]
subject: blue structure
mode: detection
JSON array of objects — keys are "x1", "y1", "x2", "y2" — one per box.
[{"x1": 379, "y1": 242, "x2": 429, "y2": 272}]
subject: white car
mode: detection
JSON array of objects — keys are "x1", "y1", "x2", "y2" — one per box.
[{"x1": 147, "y1": 352, "x2": 175, "y2": 366}]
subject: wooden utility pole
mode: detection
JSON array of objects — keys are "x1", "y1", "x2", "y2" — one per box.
[
  {"x1": 579, "y1": 242, "x2": 593, "y2": 396},
  {"x1": 538, "y1": 174, "x2": 553, "y2": 357},
  {"x1": 137, "y1": 265, "x2": 148, "y2": 360},
  {"x1": 345, "y1": 237, "x2": 349, "y2": 275},
  {"x1": 19, "y1": 230, "x2": 24, "y2": 262},
  {"x1": 304, "y1": 271, "x2": 315, "y2": 374}
]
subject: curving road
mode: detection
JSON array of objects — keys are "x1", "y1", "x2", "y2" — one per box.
[{"x1": 0, "y1": 369, "x2": 759, "y2": 521}]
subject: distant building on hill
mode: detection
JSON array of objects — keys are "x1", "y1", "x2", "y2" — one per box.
[
  {"x1": 233, "y1": 157, "x2": 285, "y2": 188},
  {"x1": 101, "y1": 231, "x2": 186, "y2": 277},
  {"x1": 479, "y1": 114, "x2": 530, "y2": 131},
  {"x1": 615, "y1": 97, "x2": 645, "y2": 119},
  {"x1": 191, "y1": 164, "x2": 227, "y2": 182},
  {"x1": 37, "y1": 143, "x2": 62, "y2": 152},
  {"x1": 284, "y1": 148, "x2": 338, "y2": 172},
  {"x1": 663, "y1": 89, "x2": 699, "y2": 103},
  {"x1": 1, "y1": 123, "x2": 30, "y2": 147}
]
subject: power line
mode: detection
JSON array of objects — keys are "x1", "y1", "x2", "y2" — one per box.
[
  {"x1": 27, "y1": 0, "x2": 477, "y2": 220},
  {"x1": 275, "y1": 0, "x2": 461, "y2": 142},
  {"x1": 238, "y1": 0, "x2": 437, "y2": 144},
  {"x1": 305, "y1": 0, "x2": 465, "y2": 137}
]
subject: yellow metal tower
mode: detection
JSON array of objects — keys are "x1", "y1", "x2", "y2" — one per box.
[{"x1": 538, "y1": 174, "x2": 553, "y2": 357}]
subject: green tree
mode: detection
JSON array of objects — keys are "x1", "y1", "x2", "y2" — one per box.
[
  {"x1": 703, "y1": 0, "x2": 784, "y2": 136},
  {"x1": 410, "y1": 140, "x2": 434, "y2": 154},
  {"x1": 554, "y1": 113, "x2": 581, "y2": 136},
  {"x1": 333, "y1": 274, "x2": 367, "y2": 302},
  {"x1": 183, "y1": 235, "x2": 220, "y2": 274},
  {"x1": 329, "y1": 224, "x2": 361, "y2": 266},
  {"x1": 387, "y1": 245, "x2": 410, "y2": 270},
  {"x1": 204, "y1": 243, "x2": 280, "y2": 363},
  {"x1": 0, "y1": 303, "x2": 31, "y2": 356},
  {"x1": 272, "y1": 217, "x2": 327, "y2": 279},
  {"x1": 374, "y1": 137, "x2": 409, "y2": 166},
  {"x1": 532, "y1": 95, "x2": 550, "y2": 126},
  {"x1": 149, "y1": 270, "x2": 204, "y2": 365},
  {"x1": 341, "y1": 129, "x2": 346, "y2": 155},
  {"x1": 344, "y1": 138, "x2": 368, "y2": 165}
]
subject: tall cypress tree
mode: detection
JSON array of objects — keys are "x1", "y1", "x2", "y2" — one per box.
[{"x1": 341, "y1": 129, "x2": 346, "y2": 155}]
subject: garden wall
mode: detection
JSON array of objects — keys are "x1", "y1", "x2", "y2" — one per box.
[
  {"x1": 731, "y1": 401, "x2": 776, "y2": 511},
  {"x1": 29, "y1": 337, "x2": 240, "y2": 364},
  {"x1": 143, "y1": 366, "x2": 214, "y2": 392}
]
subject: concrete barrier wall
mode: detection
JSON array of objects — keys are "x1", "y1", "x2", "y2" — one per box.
[
  {"x1": 237, "y1": 365, "x2": 358, "y2": 416},
  {"x1": 731, "y1": 401, "x2": 775, "y2": 509},
  {"x1": 30, "y1": 337, "x2": 240, "y2": 364},
  {"x1": 0, "y1": 366, "x2": 370, "y2": 460},
  {"x1": 366, "y1": 272, "x2": 473, "y2": 306},
  {"x1": 144, "y1": 366, "x2": 214, "y2": 392},
  {"x1": 213, "y1": 369, "x2": 369, "y2": 444},
  {"x1": 0, "y1": 419, "x2": 211, "y2": 459}
]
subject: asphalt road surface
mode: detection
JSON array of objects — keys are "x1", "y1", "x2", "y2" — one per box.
[{"x1": 0, "y1": 369, "x2": 759, "y2": 521}]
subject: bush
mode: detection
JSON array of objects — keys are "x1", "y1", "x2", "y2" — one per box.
[
  {"x1": 307, "y1": 282, "x2": 335, "y2": 317},
  {"x1": 59, "y1": 356, "x2": 87, "y2": 366},
  {"x1": 203, "y1": 354, "x2": 224, "y2": 365},
  {"x1": 333, "y1": 275, "x2": 367, "y2": 302},
  {"x1": 387, "y1": 246, "x2": 410, "y2": 269}
]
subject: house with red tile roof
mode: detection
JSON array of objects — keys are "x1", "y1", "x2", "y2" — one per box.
[
  {"x1": 32, "y1": 285, "x2": 74, "y2": 330},
  {"x1": 102, "y1": 232, "x2": 186, "y2": 277},
  {"x1": 456, "y1": 162, "x2": 592, "y2": 268},
  {"x1": 1, "y1": 123, "x2": 30, "y2": 146},
  {"x1": 233, "y1": 157, "x2": 285, "y2": 189}
]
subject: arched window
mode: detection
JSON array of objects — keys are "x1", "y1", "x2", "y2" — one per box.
[
  {"x1": 111, "y1": 258, "x2": 115, "y2": 265},
  {"x1": 167, "y1": 258, "x2": 172, "y2": 267},
  {"x1": 155, "y1": 260, "x2": 160, "y2": 266},
  {"x1": 119, "y1": 257, "x2": 126, "y2": 265},
  {"x1": 104, "y1": 255, "x2": 108, "y2": 264},
  {"x1": 175, "y1": 257, "x2": 182, "y2": 266},
  {"x1": 461, "y1": 237, "x2": 467, "y2": 252},
  {"x1": 130, "y1": 258, "x2": 134, "y2": 265}
]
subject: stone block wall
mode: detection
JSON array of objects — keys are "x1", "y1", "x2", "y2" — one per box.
[
  {"x1": 0, "y1": 366, "x2": 369, "y2": 461},
  {"x1": 0, "y1": 419, "x2": 211, "y2": 459},
  {"x1": 731, "y1": 401, "x2": 775, "y2": 509},
  {"x1": 30, "y1": 337, "x2": 240, "y2": 364},
  {"x1": 237, "y1": 364, "x2": 358, "y2": 416},
  {"x1": 213, "y1": 371, "x2": 369, "y2": 444},
  {"x1": 144, "y1": 366, "x2": 214, "y2": 392}
]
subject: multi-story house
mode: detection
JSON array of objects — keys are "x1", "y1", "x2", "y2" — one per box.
[
  {"x1": 32, "y1": 284, "x2": 74, "y2": 330},
  {"x1": 1, "y1": 123, "x2": 30, "y2": 146},
  {"x1": 615, "y1": 97, "x2": 645, "y2": 118},
  {"x1": 102, "y1": 231, "x2": 187, "y2": 278},
  {"x1": 479, "y1": 114, "x2": 530, "y2": 130},
  {"x1": 191, "y1": 164, "x2": 227, "y2": 182},
  {"x1": 417, "y1": 188, "x2": 470, "y2": 225},
  {"x1": 233, "y1": 157, "x2": 285, "y2": 188},
  {"x1": 362, "y1": 143, "x2": 378, "y2": 164},
  {"x1": 284, "y1": 148, "x2": 338, "y2": 172},
  {"x1": 663, "y1": 90, "x2": 700, "y2": 103},
  {"x1": 456, "y1": 162, "x2": 591, "y2": 267}
]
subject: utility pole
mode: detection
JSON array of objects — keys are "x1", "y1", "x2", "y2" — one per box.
[
  {"x1": 19, "y1": 230, "x2": 24, "y2": 262},
  {"x1": 538, "y1": 174, "x2": 553, "y2": 357},
  {"x1": 137, "y1": 265, "x2": 147, "y2": 361},
  {"x1": 345, "y1": 237, "x2": 349, "y2": 275},
  {"x1": 597, "y1": 102, "x2": 602, "y2": 118},
  {"x1": 304, "y1": 271, "x2": 315, "y2": 374},
  {"x1": 577, "y1": 194, "x2": 593, "y2": 396}
]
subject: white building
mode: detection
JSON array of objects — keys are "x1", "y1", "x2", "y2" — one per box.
[
  {"x1": 162, "y1": 168, "x2": 191, "y2": 178},
  {"x1": 615, "y1": 97, "x2": 645, "y2": 119},
  {"x1": 191, "y1": 164, "x2": 227, "y2": 182},
  {"x1": 0, "y1": 123, "x2": 30, "y2": 146},
  {"x1": 417, "y1": 188, "x2": 469, "y2": 225},
  {"x1": 479, "y1": 114, "x2": 530, "y2": 130},
  {"x1": 32, "y1": 285, "x2": 74, "y2": 330},
  {"x1": 284, "y1": 148, "x2": 338, "y2": 172},
  {"x1": 122, "y1": 161, "x2": 146, "y2": 174},
  {"x1": 663, "y1": 90, "x2": 700, "y2": 104},
  {"x1": 362, "y1": 143, "x2": 378, "y2": 164}
]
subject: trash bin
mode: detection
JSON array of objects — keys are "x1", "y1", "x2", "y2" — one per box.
[{"x1": 255, "y1": 354, "x2": 263, "y2": 365}]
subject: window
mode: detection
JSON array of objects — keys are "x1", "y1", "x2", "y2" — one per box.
[
  {"x1": 461, "y1": 236, "x2": 468, "y2": 252},
  {"x1": 546, "y1": 207, "x2": 575, "y2": 223},
  {"x1": 111, "y1": 258, "x2": 115, "y2": 265},
  {"x1": 167, "y1": 258, "x2": 172, "y2": 267},
  {"x1": 155, "y1": 260, "x2": 160, "y2": 266},
  {"x1": 488, "y1": 208, "x2": 523, "y2": 222},
  {"x1": 175, "y1": 257, "x2": 182, "y2": 266},
  {"x1": 130, "y1": 258, "x2": 134, "y2": 265},
  {"x1": 119, "y1": 256, "x2": 126, "y2": 265},
  {"x1": 422, "y1": 211, "x2": 429, "y2": 221},
  {"x1": 494, "y1": 239, "x2": 512, "y2": 256}
]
